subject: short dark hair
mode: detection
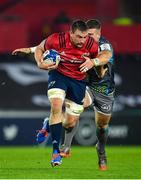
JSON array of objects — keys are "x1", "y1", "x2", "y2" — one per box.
[
  {"x1": 86, "y1": 19, "x2": 101, "y2": 29},
  {"x1": 71, "y1": 20, "x2": 88, "y2": 33}
]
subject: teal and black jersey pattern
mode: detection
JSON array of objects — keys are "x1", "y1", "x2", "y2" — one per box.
[{"x1": 87, "y1": 36, "x2": 115, "y2": 95}]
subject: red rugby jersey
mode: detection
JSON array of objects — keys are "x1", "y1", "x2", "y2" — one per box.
[{"x1": 44, "y1": 31, "x2": 98, "y2": 80}]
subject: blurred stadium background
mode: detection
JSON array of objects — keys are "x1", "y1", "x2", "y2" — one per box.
[{"x1": 0, "y1": 0, "x2": 141, "y2": 147}]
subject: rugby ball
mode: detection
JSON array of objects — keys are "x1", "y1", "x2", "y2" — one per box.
[{"x1": 43, "y1": 49, "x2": 60, "y2": 65}]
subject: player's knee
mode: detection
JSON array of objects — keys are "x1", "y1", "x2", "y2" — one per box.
[
  {"x1": 96, "y1": 113, "x2": 111, "y2": 128},
  {"x1": 63, "y1": 118, "x2": 78, "y2": 128},
  {"x1": 83, "y1": 88, "x2": 93, "y2": 108},
  {"x1": 65, "y1": 99, "x2": 84, "y2": 116},
  {"x1": 96, "y1": 116, "x2": 111, "y2": 128},
  {"x1": 83, "y1": 96, "x2": 90, "y2": 108},
  {"x1": 51, "y1": 101, "x2": 62, "y2": 114},
  {"x1": 97, "y1": 120, "x2": 109, "y2": 128}
]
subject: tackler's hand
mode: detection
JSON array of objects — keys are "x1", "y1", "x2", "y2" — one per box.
[{"x1": 80, "y1": 56, "x2": 94, "y2": 73}]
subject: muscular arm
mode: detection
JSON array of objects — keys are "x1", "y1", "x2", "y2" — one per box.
[
  {"x1": 12, "y1": 39, "x2": 46, "y2": 55},
  {"x1": 12, "y1": 47, "x2": 31, "y2": 55},
  {"x1": 34, "y1": 40, "x2": 45, "y2": 59},
  {"x1": 12, "y1": 36, "x2": 58, "y2": 70},
  {"x1": 94, "y1": 50, "x2": 112, "y2": 66},
  {"x1": 80, "y1": 42, "x2": 113, "y2": 77},
  {"x1": 92, "y1": 49, "x2": 112, "y2": 78},
  {"x1": 34, "y1": 40, "x2": 47, "y2": 67},
  {"x1": 91, "y1": 40, "x2": 113, "y2": 66},
  {"x1": 80, "y1": 50, "x2": 112, "y2": 73},
  {"x1": 34, "y1": 39, "x2": 58, "y2": 70}
]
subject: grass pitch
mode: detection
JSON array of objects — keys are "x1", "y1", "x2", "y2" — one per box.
[{"x1": 0, "y1": 146, "x2": 141, "y2": 179}]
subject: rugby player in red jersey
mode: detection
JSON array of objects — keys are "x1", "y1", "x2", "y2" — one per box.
[
  {"x1": 12, "y1": 20, "x2": 113, "y2": 170},
  {"x1": 34, "y1": 20, "x2": 98, "y2": 167}
]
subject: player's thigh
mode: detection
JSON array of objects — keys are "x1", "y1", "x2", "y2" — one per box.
[
  {"x1": 66, "y1": 78, "x2": 86, "y2": 105},
  {"x1": 48, "y1": 70, "x2": 67, "y2": 92},
  {"x1": 92, "y1": 90, "x2": 114, "y2": 116},
  {"x1": 63, "y1": 113, "x2": 79, "y2": 128},
  {"x1": 95, "y1": 110, "x2": 111, "y2": 128},
  {"x1": 92, "y1": 90, "x2": 114, "y2": 127},
  {"x1": 64, "y1": 79, "x2": 86, "y2": 126},
  {"x1": 64, "y1": 99, "x2": 84, "y2": 127},
  {"x1": 47, "y1": 70, "x2": 67, "y2": 108},
  {"x1": 83, "y1": 86, "x2": 94, "y2": 108}
]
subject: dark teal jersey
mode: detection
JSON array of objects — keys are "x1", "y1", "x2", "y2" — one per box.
[{"x1": 87, "y1": 36, "x2": 115, "y2": 95}]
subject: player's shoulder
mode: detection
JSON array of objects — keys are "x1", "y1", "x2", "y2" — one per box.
[
  {"x1": 49, "y1": 31, "x2": 68, "y2": 38},
  {"x1": 99, "y1": 36, "x2": 113, "y2": 51},
  {"x1": 99, "y1": 36, "x2": 111, "y2": 46},
  {"x1": 44, "y1": 33, "x2": 60, "y2": 50},
  {"x1": 51, "y1": 31, "x2": 68, "y2": 48},
  {"x1": 85, "y1": 36, "x2": 98, "y2": 51},
  {"x1": 47, "y1": 32, "x2": 59, "y2": 40}
]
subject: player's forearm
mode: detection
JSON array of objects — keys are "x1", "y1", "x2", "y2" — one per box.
[
  {"x1": 12, "y1": 47, "x2": 35, "y2": 55},
  {"x1": 34, "y1": 39, "x2": 46, "y2": 61},
  {"x1": 34, "y1": 46, "x2": 44, "y2": 64},
  {"x1": 91, "y1": 50, "x2": 112, "y2": 66}
]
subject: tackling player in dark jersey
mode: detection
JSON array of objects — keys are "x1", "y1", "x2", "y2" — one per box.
[
  {"x1": 61, "y1": 19, "x2": 115, "y2": 171},
  {"x1": 86, "y1": 19, "x2": 115, "y2": 171}
]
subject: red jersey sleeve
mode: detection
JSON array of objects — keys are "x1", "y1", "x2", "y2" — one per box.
[
  {"x1": 44, "y1": 33, "x2": 60, "y2": 51},
  {"x1": 85, "y1": 36, "x2": 98, "y2": 58},
  {"x1": 90, "y1": 40, "x2": 99, "y2": 58}
]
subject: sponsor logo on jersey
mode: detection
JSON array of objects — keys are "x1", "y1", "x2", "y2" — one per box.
[
  {"x1": 101, "y1": 104, "x2": 111, "y2": 111},
  {"x1": 48, "y1": 81, "x2": 56, "y2": 88},
  {"x1": 100, "y1": 43, "x2": 111, "y2": 51}
]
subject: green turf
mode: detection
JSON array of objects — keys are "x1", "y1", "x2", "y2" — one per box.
[{"x1": 0, "y1": 146, "x2": 141, "y2": 179}]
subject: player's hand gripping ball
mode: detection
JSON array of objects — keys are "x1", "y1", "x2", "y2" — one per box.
[{"x1": 43, "y1": 49, "x2": 60, "y2": 65}]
